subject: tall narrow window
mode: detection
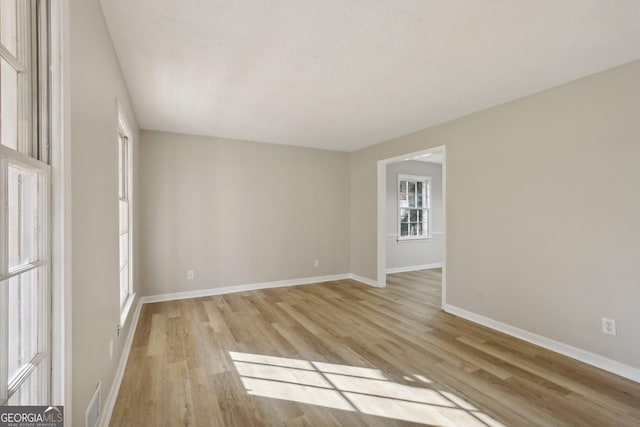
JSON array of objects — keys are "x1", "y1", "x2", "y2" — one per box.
[
  {"x1": 118, "y1": 111, "x2": 133, "y2": 318},
  {"x1": 1, "y1": 0, "x2": 51, "y2": 405},
  {"x1": 398, "y1": 174, "x2": 431, "y2": 240}
]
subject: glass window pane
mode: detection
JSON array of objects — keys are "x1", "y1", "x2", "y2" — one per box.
[
  {"x1": 418, "y1": 223, "x2": 423, "y2": 236},
  {"x1": 8, "y1": 165, "x2": 39, "y2": 270},
  {"x1": 120, "y1": 233, "x2": 129, "y2": 267},
  {"x1": 399, "y1": 181, "x2": 407, "y2": 208},
  {"x1": 410, "y1": 209, "x2": 418, "y2": 222},
  {"x1": 0, "y1": 0, "x2": 18, "y2": 57},
  {"x1": 120, "y1": 263, "x2": 129, "y2": 308},
  {"x1": 118, "y1": 135, "x2": 123, "y2": 196},
  {"x1": 1, "y1": 58, "x2": 19, "y2": 150},
  {"x1": 410, "y1": 223, "x2": 417, "y2": 236},
  {"x1": 399, "y1": 209, "x2": 408, "y2": 223},
  {"x1": 123, "y1": 138, "x2": 128, "y2": 198},
  {"x1": 400, "y1": 223, "x2": 408, "y2": 236},
  {"x1": 119, "y1": 199, "x2": 129, "y2": 234},
  {"x1": 118, "y1": 135, "x2": 125, "y2": 199},
  {"x1": 408, "y1": 182, "x2": 416, "y2": 207},
  {"x1": 7, "y1": 268, "x2": 41, "y2": 383}
]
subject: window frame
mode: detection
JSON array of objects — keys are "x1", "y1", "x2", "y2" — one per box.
[
  {"x1": 0, "y1": 143, "x2": 51, "y2": 406},
  {"x1": 0, "y1": 0, "x2": 51, "y2": 406},
  {"x1": 397, "y1": 174, "x2": 431, "y2": 241},
  {"x1": 117, "y1": 106, "x2": 134, "y2": 326}
]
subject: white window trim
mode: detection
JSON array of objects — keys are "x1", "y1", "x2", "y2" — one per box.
[
  {"x1": 117, "y1": 104, "x2": 135, "y2": 327},
  {"x1": 397, "y1": 173, "x2": 432, "y2": 242},
  {"x1": 49, "y1": 0, "x2": 71, "y2": 409}
]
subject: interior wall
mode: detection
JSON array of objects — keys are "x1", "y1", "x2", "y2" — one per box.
[
  {"x1": 70, "y1": 0, "x2": 140, "y2": 424},
  {"x1": 139, "y1": 130, "x2": 350, "y2": 297},
  {"x1": 350, "y1": 60, "x2": 640, "y2": 370},
  {"x1": 386, "y1": 161, "x2": 443, "y2": 270}
]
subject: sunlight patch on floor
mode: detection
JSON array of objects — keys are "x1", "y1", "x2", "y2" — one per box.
[
  {"x1": 229, "y1": 351, "x2": 505, "y2": 427},
  {"x1": 312, "y1": 361, "x2": 390, "y2": 381},
  {"x1": 240, "y1": 376, "x2": 355, "y2": 411},
  {"x1": 234, "y1": 361, "x2": 332, "y2": 388}
]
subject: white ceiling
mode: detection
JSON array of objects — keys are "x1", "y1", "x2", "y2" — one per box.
[{"x1": 100, "y1": 0, "x2": 640, "y2": 152}]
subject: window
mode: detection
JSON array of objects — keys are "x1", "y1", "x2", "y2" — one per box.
[
  {"x1": 398, "y1": 174, "x2": 431, "y2": 240},
  {"x1": 118, "y1": 110, "x2": 133, "y2": 320},
  {"x1": 0, "y1": 0, "x2": 51, "y2": 405}
]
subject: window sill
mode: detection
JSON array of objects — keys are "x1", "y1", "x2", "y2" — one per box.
[
  {"x1": 119, "y1": 293, "x2": 136, "y2": 328},
  {"x1": 397, "y1": 237, "x2": 433, "y2": 243}
]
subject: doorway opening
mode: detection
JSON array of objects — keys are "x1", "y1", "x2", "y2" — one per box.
[{"x1": 376, "y1": 146, "x2": 446, "y2": 308}]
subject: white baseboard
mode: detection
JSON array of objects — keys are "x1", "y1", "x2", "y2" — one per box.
[
  {"x1": 348, "y1": 273, "x2": 382, "y2": 288},
  {"x1": 444, "y1": 304, "x2": 640, "y2": 383},
  {"x1": 99, "y1": 298, "x2": 144, "y2": 427},
  {"x1": 139, "y1": 274, "x2": 350, "y2": 304},
  {"x1": 386, "y1": 263, "x2": 443, "y2": 274}
]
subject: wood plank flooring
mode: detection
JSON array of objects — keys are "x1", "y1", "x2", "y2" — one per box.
[{"x1": 110, "y1": 270, "x2": 640, "y2": 426}]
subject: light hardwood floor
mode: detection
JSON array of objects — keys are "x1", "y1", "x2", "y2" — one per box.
[{"x1": 110, "y1": 270, "x2": 640, "y2": 426}]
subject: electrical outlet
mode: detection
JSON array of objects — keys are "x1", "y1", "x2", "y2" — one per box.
[
  {"x1": 602, "y1": 318, "x2": 616, "y2": 336},
  {"x1": 314, "y1": 260, "x2": 320, "y2": 268},
  {"x1": 187, "y1": 270, "x2": 194, "y2": 280}
]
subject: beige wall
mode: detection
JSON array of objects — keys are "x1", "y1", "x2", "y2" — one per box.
[
  {"x1": 70, "y1": 0, "x2": 140, "y2": 424},
  {"x1": 139, "y1": 130, "x2": 350, "y2": 296},
  {"x1": 386, "y1": 161, "x2": 443, "y2": 270},
  {"x1": 350, "y1": 60, "x2": 640, "y2": 369}
]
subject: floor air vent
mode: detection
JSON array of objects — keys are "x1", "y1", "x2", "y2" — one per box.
[{"x1": 86, "y1": 382, "x2": 101, "y2": 427}]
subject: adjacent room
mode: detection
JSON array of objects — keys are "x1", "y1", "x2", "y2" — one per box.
[{"x1": 1, "y1": 1, "x2": 639, "y2": 426}]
